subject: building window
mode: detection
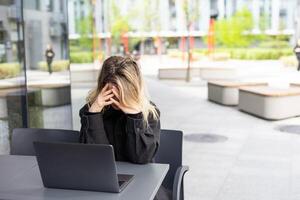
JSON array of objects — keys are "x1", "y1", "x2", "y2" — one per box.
[
  {"x1": 46, "y1": 0, "x2": 54, "y2": 12},
  {"x1": 23, "y1": 0, "x2": 40, "y2": 10},
  {"x1": 60, "y1": 0, "x2": 64, "y2": 12}
]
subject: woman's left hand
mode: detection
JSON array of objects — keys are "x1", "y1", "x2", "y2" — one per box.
[{"x1": 110, "y1": 87, "x2": 141, "y2": 114}]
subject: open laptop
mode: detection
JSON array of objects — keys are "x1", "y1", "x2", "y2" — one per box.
[{"x1": 33, "y1": 142, "x2": 134, "y2": 193}]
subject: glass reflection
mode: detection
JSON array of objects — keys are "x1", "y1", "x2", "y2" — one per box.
[
  {"x1": 23, "y1": 0, "x2": 72, "y2": 131},
  {"x1": 0, "y1": 0, "x2": 27, "y2": 154}
]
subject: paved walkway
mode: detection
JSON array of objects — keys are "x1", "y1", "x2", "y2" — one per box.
[{"x1": 147, "y1": 77, "x2": 300, "y2": 200}]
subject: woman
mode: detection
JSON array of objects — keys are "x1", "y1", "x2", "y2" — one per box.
[
  {"x1": 79, "y1": 55, "x2": 160, "y2": 163},
  {"x1": 79, "y1": 56, "x2": 169, "y2": 199}
]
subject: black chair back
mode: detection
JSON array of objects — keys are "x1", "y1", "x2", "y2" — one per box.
[
  {"x1": 155, "y1": 129, "x2": 183, "y2": 191},
  {"x1": 11, "y1": 128, "x2": 80, "y2": 156}
]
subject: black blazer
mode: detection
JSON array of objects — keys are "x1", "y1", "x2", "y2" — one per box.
[{"x1": 79, "y1": 103, "x2": 161, "y2": 164}]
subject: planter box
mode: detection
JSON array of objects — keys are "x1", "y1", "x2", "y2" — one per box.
[
  {"x1": 200, "y1": 67, "x2": 237, "y2": 81},
  {"x1": 158, "y1": 68, "x2": 201, "y2": 80},
  {"x1": 28, "y1": 83, "x2": 71, "y2": 107},
  {"x1": 208, "y1": 81, "x2": 267, "y2": 106},
  {"x1": 238, "y1": 86, "x2": 300, "y2": 120}
]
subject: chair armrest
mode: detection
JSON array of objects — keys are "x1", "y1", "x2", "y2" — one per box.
[{"x1": 172, "y1": 165, "x2": 189, "y2": 200}]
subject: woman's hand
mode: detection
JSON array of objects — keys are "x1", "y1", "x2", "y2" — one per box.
[
  {"x1": 89, "y1": 84, "x2": 114, "y2": 113},
  {"x1": 110, "y1": 86, "x2": 141, "y2": 114}
]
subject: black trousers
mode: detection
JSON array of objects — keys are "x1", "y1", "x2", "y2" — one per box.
[{"x1": 47, "y1": 59, "x2": 53, "y2": 74}]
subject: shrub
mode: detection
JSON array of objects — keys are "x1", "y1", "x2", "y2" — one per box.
[
  {"x1": 38, "y1": 60, "x2": 70, "y2": 72},
  {"x1": 193, "y1": 48, "x2": 293, "y2": 60},
  {"x1": 214, "y1": 8, "x2": 254, "y2": 47},
  {"x1": 210, "y1": 52, "x2": 231, "y2": 61},
  {"x1": 69, "y1": 45, "x2": 82, "y2": 52},
  {"x1": 280, "y1": 55, "x2": 298, "y2": 67},
  {"x1": 0, "y1": 63, "x2": 21, "y2": 79},
  {"x1": 258, "y1": 40, "x2": 290, "y2": 48},
  {"x1": 167, "y1": 49, "x2": 201, "y2": 61},
  {"x1": 70, "y1": 52, "x2": 93, "y2": 63}
]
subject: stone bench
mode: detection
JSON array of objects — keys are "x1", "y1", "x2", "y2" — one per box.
[
  {"x1": 238, "y1": 86, "x2": 300, "y2": 120},
  {"x1": 28, "y1": 82, "x2": 71, "y2": 107},
  {"x1": 158, "y1": 67, "x2": 237, "y2": 80},
  {"x1": 291, "y1": 83, "x2": 300, "y2": 87},
  {"x1": 208, "y1": 81, "x2": 267, "y2": 106},
  {"x1": 0, "y1": 88, "x2": 23, "y2": 118},
  {"x1": 158, "y1": 68, "x2": 201, "y2": 80}
]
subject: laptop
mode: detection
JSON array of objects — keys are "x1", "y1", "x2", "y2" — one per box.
[{"x1": 33, "y1": 142, "x2": 134, "y2": 193}]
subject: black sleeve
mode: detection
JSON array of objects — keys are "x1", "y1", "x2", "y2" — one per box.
[
  {"x1": 79, "y1": 104, "x2": 110, "y2": 144},
  {"x1": 124, "y1": 106, "x2": 161, "y2": 164}
]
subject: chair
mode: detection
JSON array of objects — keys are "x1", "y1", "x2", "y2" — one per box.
[
  {"x1": 155, "y1": 129, "x2": 189, "y2": 200},
  {"x1": 10, "y1": 128, "x2": 80, "y2": 156}
]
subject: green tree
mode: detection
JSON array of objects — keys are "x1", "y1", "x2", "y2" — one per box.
[
  {"x1": 215, "y1": 8, "x2": 254, "y2": 47},
  {"x1": 109, "y1": 1, "x2": 131, "y2": 47},
  {"x1": 76, "y1": 13, "x2": 93, "y2": 50}
]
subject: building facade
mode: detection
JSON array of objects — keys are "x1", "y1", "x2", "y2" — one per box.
[{"x1": 68, "y1": 0, "x2": 299, "y2": 37}]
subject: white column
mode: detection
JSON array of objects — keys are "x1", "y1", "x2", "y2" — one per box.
[
  {"x1": 271, "y1": 0, "x2": 280, "y2": 31},
  {"x1": 199, "y1": 0, "x2": 210, "y2": 31},
  {"x1": 252, "y1": 0, "x2": 260, "y2": 31},
  {"x1": 295, "y1": 0, "x2": 300, "y2": 41},
  {"x1": 225, "y1": 0, "x2": 233, "y2": 18},
  {"x1": 264, "y1": 0, "x2": 271, "y2": 30},
  {"x1": 103, "y1": 0, "x2": 110, "y2": 32},
  {"x1": 218, "y1": 0, "x2": 225, "y2": 19},
  {"x1": 286, "y1": 0, "x2": 296, "y2": 30},
  {"x1": 95, "y1": 0, "x2": 102, "y2": 33},
  {"x1": 236, "y1": 0, "x2": 244, "y2": 10},
  {"x1": 160, "y1": 0, "x2": 170, "y2": 31},
  {"x1": 68, "y1": 0, "x2": 76, "y2": 35},
  {"x1": 175, "y1": 0, "x2": 185, "y2": 31}
]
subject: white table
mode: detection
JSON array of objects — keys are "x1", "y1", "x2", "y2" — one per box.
[{"x1": 0, "y1": 155, "x2": 169, "y2": 200}]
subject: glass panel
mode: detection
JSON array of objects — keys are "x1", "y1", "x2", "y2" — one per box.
[
  {"x1": 23, "y1": 0, "x2": 72, "y2": 130},
  {"x1": 0, "y1": 0, "x2": 27, "y2": 154}
]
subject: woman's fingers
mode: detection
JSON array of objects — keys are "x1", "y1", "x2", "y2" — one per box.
[
  {"x1": 100, "y1": 84, "x2": 109, "y2": 94},
  {"x1": 110, "y1": 97, "x2": 121, "y2": 107},
  {"x1": 111, "y1": 87, "x2": 120, "y2": 99},
  {"x1": 103, "y1": 93, "x2": 114, "y2": 101},
  {"x1": 104, "y1": 99, "x2": 113, "y2": 106},
  {"x1": 103, "y1": 89, "x2": 113, "y2": 96}
]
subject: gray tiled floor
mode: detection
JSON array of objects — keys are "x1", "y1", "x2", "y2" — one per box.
[
  {"x1": 144, "y1": 77, "x2": 300, "y2": 200},
  {"x1": 2, "y1": 59, "x2": 299, "y2": 199}
]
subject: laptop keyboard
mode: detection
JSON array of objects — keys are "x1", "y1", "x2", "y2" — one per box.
[
  {"x1": 118, "y1": 180, "x2": 125, "y2": 186},
  {"x1": 117, "y1": 174, "x2": 134, "y2": 187}
]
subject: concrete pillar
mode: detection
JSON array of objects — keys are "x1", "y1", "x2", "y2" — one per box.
[
  {"x1": 264, "y1": 0, "x2": 271, "y2": 30},
  {"x1": 271, "y1": 0, "x2": 280, "y2": 31},
  {"x1": 103, "y1": 0, "x2": 110, "y2": 33},
  {"x1": 95, "y1": 0, "x2": 102, "y2": 33},
  {"x1": 68, "y1": 0, "x2": 76, "y2": 35},
  {"x1": 286, "y1": 0, "x2": 296, "y2": 30},
  {"x1": 294, "y1": 0, "x2": 300, "y2": 41},
  {"x1": 199, "y1": 0, "x2": 210, "y2": 31},
  {"x1": 225, "y1": 0, "x2": 233, "y2": 18},
  {"x1": 175, "y1": 0, "x2": 185, "y2": 31},
  {"x1": 218, "y1": 0, "x2": 225, "y2": 19},
  {"x1": 236, "y1": 0, "x2": 244, "y2": 10},
  {"x1": 160, "y1": 0, "x2": 170, "y2": 31},
  {"x1": 252, "y1": 0, "x2": 260, "y2": 31}
]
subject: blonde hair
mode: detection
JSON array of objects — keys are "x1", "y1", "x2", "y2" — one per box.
[{"x1": 86, "y1": 56, "x2": 158, "y2": 121}]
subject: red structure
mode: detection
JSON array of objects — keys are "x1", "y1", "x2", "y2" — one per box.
[
  {"x1": 207, "y1": 18, "x2": 215, "y2": 53},
  {"x1": 121, "y1": 33, "x2": 129, "y2": 54},
  {"x1": 180, "y1": 36, "x2": 186, "y2": 60}
]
